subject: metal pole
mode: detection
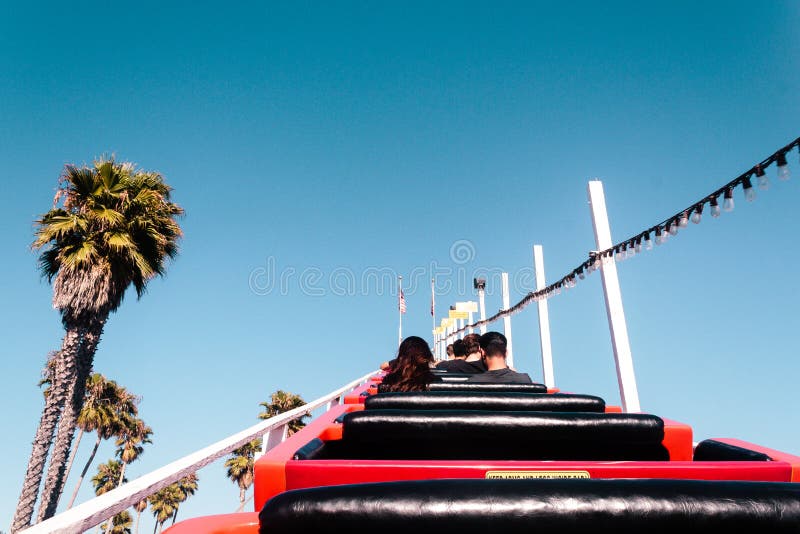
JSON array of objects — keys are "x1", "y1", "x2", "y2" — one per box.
[
  {"x1": 533, "y1": 245, "x2": 555, "y2": 388},
  {"x1": 398, "y1": 276, "x2": 403, "y2": 347},
  {"x1": 587, "y1": 180, "x2": 641, "y2": 413},
  {"x1": 431, "y1": 278, "x2": 436, "y2": 348},
  {"x1": 475, "y1": 278, "x2": 487, "y2": 335},
  {"x1": 501, "y1": 272, "x2": 514, "y2": 368}
]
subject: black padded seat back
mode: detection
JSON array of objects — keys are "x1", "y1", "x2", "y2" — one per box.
[
  {"x1": 693, "y1": 439, "x2": 772, "y2": 461},
  {"x1": 305, "y1": 409, "x2": 668, "y2": 461},
  {"x1": 259, "y1": 478, "x2": 800, "y2": 533},
  {"x1": 364, "y1": 391, "x2": 605, "y2": 412},
  {"x1": 428, "y1": 382, "x2": 548, "y2": 393}
]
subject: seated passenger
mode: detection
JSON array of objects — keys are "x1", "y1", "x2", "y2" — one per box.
[
  {"x1": 462, "y1": 333, "x2": 487, "y2": 372},
  {"x1": 466, "y1": 331, "x2": 532, "y2": 384},
  {"x1": 436, "y1": 339, "x2": 481, "y2": 373},
  {"x1": 444, "y1": 343, "x2": 454, "y2": 360},
  {"x1": 381, "y1": 336, "x2": 442, "y2": 392}
]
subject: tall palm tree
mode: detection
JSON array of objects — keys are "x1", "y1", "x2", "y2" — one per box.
[
  {"x1": 257, "y1": 390, "x2": 309, "y2": 436},
  {"x1": 66, "y1": 375, "x2": 138, "y2": 509},
  {"x1": 224, "y1": 439, "x2": 262, "y2": 511},
  {"x1": 13, "y1": 157, "x2": 183, "y2": 531},
  {"x1": 115, "y1": 415, "x2": 153, "y2": 486}
]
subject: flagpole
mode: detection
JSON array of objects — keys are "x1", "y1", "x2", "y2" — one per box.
[
  {"x1": 430, "y1": 278, "x2": 436, "y2": 349},
  {"x1": 398, "y1": 276, "x2": 403, "y2": 347}
]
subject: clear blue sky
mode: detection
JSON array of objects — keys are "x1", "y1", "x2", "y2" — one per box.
[{"x1": 2, "y1": 1, "x2": 799, "y2": 530}]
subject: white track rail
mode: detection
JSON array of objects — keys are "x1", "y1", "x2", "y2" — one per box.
[{"x1": 23, "y1": 370, "x2": 379, "y2": 534}]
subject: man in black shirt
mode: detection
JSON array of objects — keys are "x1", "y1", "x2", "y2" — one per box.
[
  {"x1": 435, "y1": 339, "x2": 481, "y2": 373},
  {"x1": 466, "y1": 331, "x2": 532, "y2": 384}
]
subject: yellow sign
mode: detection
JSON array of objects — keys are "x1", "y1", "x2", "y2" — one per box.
[
  {"x1": 440, "y1": 318, "x2": 455, "y2": 328},
  {"x1": 434, "y1": 326, "x2": 445, "y2": 335},
  {"x1": 485, "y1": 470, "x2": 590, "y2": 480},
  {"x1": 455, "y1": 301, "x2": 479, "y2": 313},
  {"x1": 449, "y1": 310, "x2": 469, "y2": 319}
]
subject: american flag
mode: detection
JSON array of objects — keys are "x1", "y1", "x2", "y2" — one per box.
[{"x1": 398, "y1": 289, "x2": 406, "y2": 314}]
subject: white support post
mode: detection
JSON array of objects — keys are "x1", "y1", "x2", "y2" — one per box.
[
  {"x1": 587, "y1": 180, "x2": 641, "y2": 413},
  {"x1": 467, "y1": 311, "x2": 474, "y2": 334},
  {"x1": 501, "y1": 272, "x2": 514, "y2": 368},
  {"x1": 458, "y1": 318, "x2": 464, "y2": 339},
  {"x1": 478, "y1": 288, "x2": 487, "y2": 334},
  {"x1": 533, "y1": 245, "x2": 555, "y2": 388}
]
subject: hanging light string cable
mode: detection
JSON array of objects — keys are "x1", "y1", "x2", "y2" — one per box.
[{"x1": 449, "y1": 136, "x2": 799, "y2": 337}]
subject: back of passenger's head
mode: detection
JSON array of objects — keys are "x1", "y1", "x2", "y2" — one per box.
[
  {"x1": 452, "y1": 339, "x2": 467, "y2": 358},
  {"x1": 479, "y1": 331, "x2": 507, "y2": 358},
  {"x1": 398, "y1": 336, "x2": 434, "y2": 366},
  {"x1": 462, "y1": 334, "x2": 481, "y2": 355},
  {"x1": 446, "y1": 344, "x2": 454, "y2": 357}
]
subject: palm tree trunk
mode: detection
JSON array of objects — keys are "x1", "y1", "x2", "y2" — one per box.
[
  {"x1": 67, "y1": 434, "x2": 102, "y2": 509},
  {"x1": 134, "y1": 509, "x2": 141, "y2": 534},
  {"x1": 237, "y1": 487, "x2": 246, "y2": 512},
  {"x1": 118, "y1": 460, "x2": 128, "y2": 488},
  {"x1": 38, "y1": 320, "x2": 104, "y2": 520},
  {"x1": 61, "y1": 428, "x2": 83, "y2": 504},
  {"x1": 171, "y1": 508, "x2": 179, "y2": 525},
  {"x1": 10, "y1": 348, "x2": 68, "y2": 533}
]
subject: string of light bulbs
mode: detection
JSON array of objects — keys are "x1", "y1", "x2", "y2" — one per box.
[{"x1": 448, "y1": 136, "x2": 800, "y2": 338}]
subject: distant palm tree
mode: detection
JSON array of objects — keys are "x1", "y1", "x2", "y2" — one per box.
[
  {"x1": 115, "y1": 415, "x2": 153, "y2": 486},
  {"x1": 133, "y1": 499, "x2": 148, "y2": 534},
  {"x1": 91, "y1": 460, "x2": 127, "y2": 496},
  {"x1": 101, "y1": 510, "x2": 133, "y2": 534},
  {"x1": 66, "y1": 375, "x2": 138, "y2": 509},
  {"x1": 258, "y1": 390, "x2": 309, "y2": 436},
  {"x1": 148, "y1": 474, "x2": 198, "y2": 533},
  {"x1": 12, "y1": 157, "x2": 183, "y2": 531},
  {"x1": 171, "y1": 474, "x2": 198, "y2": 525},
  {"x1": 224, "y1": 439, "x2": 262, "y2": 511}
]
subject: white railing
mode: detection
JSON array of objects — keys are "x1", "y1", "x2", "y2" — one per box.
[{"x1": 24, "y1": 370, "x2": 379, "y2": 534}]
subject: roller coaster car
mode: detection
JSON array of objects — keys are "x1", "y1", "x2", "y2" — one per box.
[{"x1": 165, "y1": 387, "x2": 800, "y2": 534}]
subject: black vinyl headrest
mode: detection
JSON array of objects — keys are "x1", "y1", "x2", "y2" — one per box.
[
  {"x1": 304, "y1": 410, "x2": 668, "y2": 461},
  {"x1": 343, "y1": 410, "x2": 662, "y2": 443},
  {"x1": 365, "y1": 391, "x2": 605, "y2": 412},
  {"x1": 427, "y1": 382, "x2": 548, "y2": 393},
  {"x1": 259, "y1": 478, "x2": 800, "y2": 533},
  {"x1": 693, "y1": 439, "x2": 772, "y2": 462}
]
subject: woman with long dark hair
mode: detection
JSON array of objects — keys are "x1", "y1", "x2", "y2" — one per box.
[{"x1": 381, "y1": 336, "x2": 439, "y2": 392}]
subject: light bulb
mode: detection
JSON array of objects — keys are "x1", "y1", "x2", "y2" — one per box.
[
  {"x1": 723, "y1": 188, "x2": 734, "y2": 212},
  {"x1": 743, "y1": 176, "x2": 756, "y2": 202},
  {"x1": 615, "y1": 248, "x2": 624, "y2": 262},
  {"x1": 690, "y1": 207, "x2": 702, "y2": 224},
  {"x1": 678, "y1": 211, "x2": 689, "y2": 228},
  {"x1": 668, "y1": 221, "x2": 678, "y2": 236},
  {"x1": 655, "y1": 227, "x2": 663, "y2": 245},
  {"x1": 777, "y1": 152, "x2": 790, "y2": 181},
  {"x1": 644, "y1": 233, "x2": 653, "y2": 250},
  {"x1": 755, "y1": 165, "x2": 769, "y2": 190},
  {"x1": 710, "y1": 196, "x2": 721, "y2": 218},
  {"x1": 626, "y1": 242, "x2": 635, "y2": 258},
  {"x1": 578, "y1": 270, "x2": 585, "y2": 280},
  {"x1": 634, "y1": 238, "x2": 642, "y2": 253}
]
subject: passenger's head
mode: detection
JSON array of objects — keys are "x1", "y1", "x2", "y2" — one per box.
[
  {"x1": 452, "y1": 339, "x2": 467, "y2": 359},
  {"x1": 397, "y1": 336, "x2": 434, "y2": 367},
  {"x1": 462, "y1": 334, "x2": 481, "y2": 356},
  {"x1": 446, "y1": 344, "x2": 454, "y2": 359},
  {"x1": 382, "y1": 336, "x2": 436, "y2": 392},
  {"x1": 479, "y1": 331, "x2": 507, "y2": 359}
]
